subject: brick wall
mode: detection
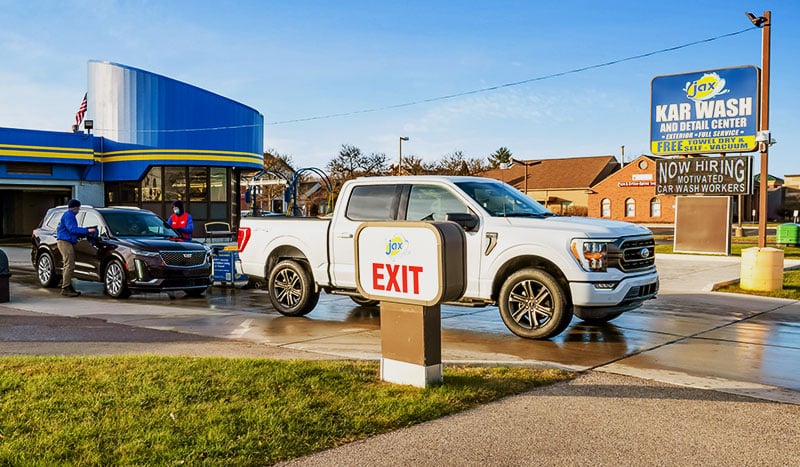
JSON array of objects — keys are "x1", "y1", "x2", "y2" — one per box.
[{"x1": 588, "y1": 156, "x2": 676, "y2": 223}]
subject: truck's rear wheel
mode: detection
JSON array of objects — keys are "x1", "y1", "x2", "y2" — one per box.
[
  {"x1": 268, "y1": 259, "x2": 319, "y2": 316},
  {"x1": 498, "y1": 268, "x2": 572, "y2": 339}
]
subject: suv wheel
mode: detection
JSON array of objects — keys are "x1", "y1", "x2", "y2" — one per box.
[
  {"x1": 37, "y1": 251, "x2": 61, "y2": 288},
  {"x1": 104, "y1": 259, "x2": 131, "y2": 299}
]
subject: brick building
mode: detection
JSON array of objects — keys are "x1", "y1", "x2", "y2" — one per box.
[
  {"x1": 481, "y1": 155, "x2": 619, "y2": 215},
  {"x1": 588, "y1": 155, "x2": 676, "y2": 223}
]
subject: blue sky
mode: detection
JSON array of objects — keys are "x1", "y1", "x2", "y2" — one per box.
[{"x1": 1, "y1": 1, "x2": 797, "y2": 176}]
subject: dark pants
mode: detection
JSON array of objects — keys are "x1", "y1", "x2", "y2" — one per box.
[{"x1": 57, "y1": 240, "x2": 76, "y2": 289}]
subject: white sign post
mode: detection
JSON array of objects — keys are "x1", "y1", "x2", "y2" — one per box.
[{"x1": 355, "y1": 221, "x2": 465, "y2": 387}]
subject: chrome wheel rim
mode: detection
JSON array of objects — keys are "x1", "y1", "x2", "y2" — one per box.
[
  {"x1": 105, "y1": 262, "x2": 125, "y2": 296},
  {"x1": 273, "y1": 267, "x2": 301, "y2": 309},
  {"x1": 37, "y1": 255, "x2": 52, "y2": 285},
  {"x1": 508, "y1": 279, "x2": 554, "y2": 329}
]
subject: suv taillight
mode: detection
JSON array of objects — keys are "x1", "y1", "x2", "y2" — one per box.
[{"x1": 238, "y1": 227, "x2": 251, "y2": 252}]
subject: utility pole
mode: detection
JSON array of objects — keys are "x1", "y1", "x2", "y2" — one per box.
[{"x1": 747, "y1": 11, "x2": 771, "y2": 248}]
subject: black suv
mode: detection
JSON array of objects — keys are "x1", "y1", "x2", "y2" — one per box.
[{"x1": 31, "y1": 206, "x2": 213, "y2": 298}]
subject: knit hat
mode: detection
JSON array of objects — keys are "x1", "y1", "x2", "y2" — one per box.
[{"x1": 67, "y1": 199, "x2": 81, "y2": 209}]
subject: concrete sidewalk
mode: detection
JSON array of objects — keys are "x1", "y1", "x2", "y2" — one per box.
[{"x1": 279, "y1": 371, "x2": 800, "y2": 466}]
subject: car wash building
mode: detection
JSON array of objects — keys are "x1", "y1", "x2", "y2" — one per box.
[{"x1": 0, "y1": 61, "x2": 263, "y2": 239}]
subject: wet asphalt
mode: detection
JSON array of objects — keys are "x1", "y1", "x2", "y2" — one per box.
[{"x1": 2, "y1": 245, "x2": 800, "y2": 464}]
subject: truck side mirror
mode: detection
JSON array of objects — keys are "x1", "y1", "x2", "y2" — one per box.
[{"x1": 446, "y1": 212, "x2": 479, "y2": 232}]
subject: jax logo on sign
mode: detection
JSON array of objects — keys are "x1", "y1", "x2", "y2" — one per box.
[
  {"x1": 384, "y1": 235, "x2": 408, "y2": 257},
  {"x1": 683, "y1": 72, "x2": 729, "y2": 102}
]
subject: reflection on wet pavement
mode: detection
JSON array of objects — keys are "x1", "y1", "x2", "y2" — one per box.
[{"x1": 6, "y1": 263, "x2": 800, "y2": 402}]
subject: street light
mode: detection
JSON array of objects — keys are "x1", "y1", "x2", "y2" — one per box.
[
  {"x1": 746, "y1": 10, "x2": 771, "y2": 248},
  {"x1": 398, "y1": 136, "x2": 409, "y2": 175},
  {"x1": 509, "y1": 158, "x2": 541, "y2": 196}
]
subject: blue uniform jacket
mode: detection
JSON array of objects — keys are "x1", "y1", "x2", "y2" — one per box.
[{"x1": 56, "y1": 209, "x2": 90, "y2": 244}]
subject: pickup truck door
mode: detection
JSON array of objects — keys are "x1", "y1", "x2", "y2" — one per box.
[
  {"x1": 404, "y1": 184, "x2": 483, "y2": 298},
  {"x1": 330, "y1": 184, "x2": 402, "y2": 288}
]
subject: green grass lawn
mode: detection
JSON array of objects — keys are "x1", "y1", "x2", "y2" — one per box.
[
  {"x1": 716, "y1": 269, "x2": 800, "y2": 300},
  {"x1": 654, "y1": 235, "x2": 800, "y2": 258},
  {"x1": 0, "y1": 356, "x2": 572, "y2": 465}
]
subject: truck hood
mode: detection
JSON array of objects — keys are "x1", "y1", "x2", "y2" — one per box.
[{"x1": 504, "y1": 216, "x2": 652, "y2": 238}]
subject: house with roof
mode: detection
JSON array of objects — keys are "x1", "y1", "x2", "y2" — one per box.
[{"x1": 480, "y1": 155, "x2": 620, "y2": 215}]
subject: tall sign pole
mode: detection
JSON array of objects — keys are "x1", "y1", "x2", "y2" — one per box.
[{"x1": 756, "y1": 11, "x2": 771, "y2": 248}]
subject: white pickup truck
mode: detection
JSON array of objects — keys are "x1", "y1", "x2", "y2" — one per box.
[{"x1": 237, "y1": 175, "x2": 658, "y2": 339}]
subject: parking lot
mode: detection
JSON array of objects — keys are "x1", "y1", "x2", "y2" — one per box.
[{"x1": 2, "y1": 246, "x2": 800, "y2": 404}]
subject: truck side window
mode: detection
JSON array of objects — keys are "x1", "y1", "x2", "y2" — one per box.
[
  {"x1": 407, "y1": 185, "x2": 470, "y2": 221},
  {"x1": 346, "y1": 185, "x2": 397, "y2": 221}
]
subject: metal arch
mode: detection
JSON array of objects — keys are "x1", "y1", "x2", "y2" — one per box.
[{"x1": 288, "y1": 167, "x2": 333, "y2": 216}]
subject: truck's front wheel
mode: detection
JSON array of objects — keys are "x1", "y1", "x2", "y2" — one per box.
[
  {"x1": 498, "y1": 268, "x2": 572, "y2": 339},
  {"x1": 268, "y1": 260, "x2": 319, "y2": 316}
]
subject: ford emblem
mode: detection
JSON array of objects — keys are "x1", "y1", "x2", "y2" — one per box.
[
  {"x1": 640, "y1": 248, "x2": 651, "y2": 258},
  {"x1": 183, "y1": 253, "x2": 192, "y2": 258}
]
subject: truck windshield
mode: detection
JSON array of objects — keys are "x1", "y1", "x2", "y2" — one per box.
[{"x1": 455, "y1": 180, "x2": 554, "y2": 218}]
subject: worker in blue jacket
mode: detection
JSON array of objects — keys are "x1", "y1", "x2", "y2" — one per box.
[{"x1": 56, "y1": 199, "x2": 97, "y2": 297}]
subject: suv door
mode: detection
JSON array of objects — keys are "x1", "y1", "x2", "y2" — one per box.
[{"x1": 74, "y1": 210, "x2": 104, "y2": 280}]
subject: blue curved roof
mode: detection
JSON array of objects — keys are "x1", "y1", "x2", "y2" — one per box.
[{"x1": 88, "y1": 61, "x2": 264, "y2": 180}]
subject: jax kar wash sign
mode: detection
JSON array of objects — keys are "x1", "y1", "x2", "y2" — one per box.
[{"x1": 651, "y1": 66, "x2": 759, "y2": 155}]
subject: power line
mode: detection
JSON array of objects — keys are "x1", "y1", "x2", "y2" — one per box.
[{"x1": 268, "y1": 27, "x2": 757, "y2": 126}]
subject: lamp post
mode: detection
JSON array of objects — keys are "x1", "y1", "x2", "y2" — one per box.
[
  {"x1": 398, "y1": 136, "x2": 409, "y2": 175},
  {"x1": 745, "y1": 11, "x2": 771, "y2": 248},
  {"x1": 509, "y1": 158, "x2": 541, "y2": 196}
]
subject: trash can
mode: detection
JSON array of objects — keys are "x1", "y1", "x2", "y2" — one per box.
[
  {"x1": 0, "y1": 248, "x2": 11, "y2": 303},
  {"x1": 776, "y1": 223, "x2": 800, "y2": 246}
]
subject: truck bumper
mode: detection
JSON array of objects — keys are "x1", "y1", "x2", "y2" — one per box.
[{"x1": 569, "y1": 270, "x2": 659, "y2": 309}]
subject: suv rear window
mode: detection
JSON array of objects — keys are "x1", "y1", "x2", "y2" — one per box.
[{"x1": 43, "y1": 209, "x2": 63, "y2": 230}]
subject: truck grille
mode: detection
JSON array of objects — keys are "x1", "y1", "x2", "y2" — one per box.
[
  {"x1": 608, "y1": 236, "x2": 656, "y2": 272},
  {"x1": 160, "y1": 251, "x2": 207, "y2": 267}
]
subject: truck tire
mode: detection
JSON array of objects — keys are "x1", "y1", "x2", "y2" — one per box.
[
  {"x1": 573, "y1": 309, "x2": 623, "y2": 324},
  {"x1": 268, "y1": 259, "x2": 319, "y2": 316},
  {"x1": 498, "y1": 268, "x2": 572, "y2": 339},
  {"x1": 350, "y1": 295, "x2": 379, "y2": 307}
]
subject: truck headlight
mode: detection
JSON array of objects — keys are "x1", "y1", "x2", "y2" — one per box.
[{"x1": 570, "y1": 239, "x2": 609, "y2": 272}]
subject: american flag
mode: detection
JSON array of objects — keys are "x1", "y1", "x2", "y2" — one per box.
[{"x1": 74, "y1": 93, "x2": 87, "y2": 126}]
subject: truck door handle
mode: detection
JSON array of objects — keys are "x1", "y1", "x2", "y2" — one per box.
[{"x1": 337, "y1": 232, "x2": 354, "y2": 239}]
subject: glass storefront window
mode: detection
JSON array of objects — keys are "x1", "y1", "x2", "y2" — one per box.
[
  {"x1": 141, "y1": 167, "x2": 163, "y2": 202},
  {"x1": 210, "y1": 167, "x2": 227, "y2": 202},
  {"x1": 189, "y1": 167, "x2": 208, "y2": 202},
  {"x1": 165, "y1": 167, "x2": 186, "y2": 201}
]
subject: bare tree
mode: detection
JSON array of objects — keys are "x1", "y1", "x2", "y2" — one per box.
[
  {"x1": 432, "y1": 150, "x2": 487, "y2": 175},
  {"x1": 394, "y1": 154, "x2": 437, "y2": 175},
  {"x1": 326, "y1": 144, "x2": 389, "y2": 193}
]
